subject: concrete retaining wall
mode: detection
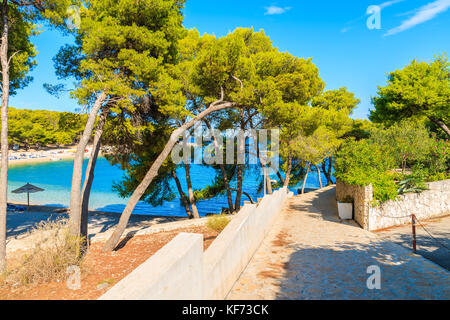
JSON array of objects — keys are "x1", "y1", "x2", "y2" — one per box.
[
  {"x1": 336, "y1": 179, "x2": 450, "y2": 231},
  {"x1": 203, "y1": 188, "x2": 291, "y2": 299},
  {"x1": 99, "y1": 188, "x2": 293, "y2": 300},
  {"x1": 99, "y1": 233, "x2": 204, "y2": 300}
]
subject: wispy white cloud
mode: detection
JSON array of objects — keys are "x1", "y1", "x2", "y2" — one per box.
[
  {"x1": 264, "y1": 6, "x2": 292, "y2": 15},
  {"x1": 341, "y1": 26, "x2": 352, "y2": 33},
  {"x1": 379, "y1": 0, "x2": 406, "y2": 10},
  {"x1": 385, "y1": 0, "x2": 450, "y2": 36}
]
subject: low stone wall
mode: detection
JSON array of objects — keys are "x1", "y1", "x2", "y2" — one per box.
[
  {"x1": 203, "y1": 188, "x2": 292, "y2": 299},
  {"x1": 335, "y1": 180, "x2": 372, "y2": 229},
  {"x1": 99, "y1": 233, "x2": 204, "y2": 300},
  {"x1": 336, "y1": 179, "x2": 450, "y2": 231},
  {"x1": 99, "y1": 188, "x2": 293, "y2": 300},
  {"x1": 369, "y1": 179, "x2": 450, "y2": 230}
]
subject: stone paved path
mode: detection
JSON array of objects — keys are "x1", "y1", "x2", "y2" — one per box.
[
  {"x1": 375, "y1": 215, "x2": 450, "y2": 271},
  {"x1": 227, "y1": 186, "x2": 450, "y2": 300}
]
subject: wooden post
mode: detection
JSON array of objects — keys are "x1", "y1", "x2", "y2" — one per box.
[{"x1": 27, "y1": 192, "x2": 29, "y2": 212}]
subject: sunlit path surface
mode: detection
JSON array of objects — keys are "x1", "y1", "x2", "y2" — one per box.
[{"x1": 227, "y1": 186, "x2": 450, "y2": 300}]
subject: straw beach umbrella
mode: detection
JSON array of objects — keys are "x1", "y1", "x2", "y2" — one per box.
[{"x1": 12, "y1": 183, "x2": 45, "y2": 211}]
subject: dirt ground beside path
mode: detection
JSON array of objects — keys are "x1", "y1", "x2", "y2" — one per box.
[{"x1": 0, "y1": 226, "x2": 218, "y2": 300}]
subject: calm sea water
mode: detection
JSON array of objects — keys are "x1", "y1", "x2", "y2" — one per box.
[{"x1": 7, "y1": 157, "x2": 330, "y2": 217}]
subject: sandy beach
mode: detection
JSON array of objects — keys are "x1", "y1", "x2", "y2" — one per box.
[
  {"x1": 6, "y1": 145, "x2": 93, "y2": 166},
  {"x1": 8, "y1": 152, "x2": 76, "y2": 165}
]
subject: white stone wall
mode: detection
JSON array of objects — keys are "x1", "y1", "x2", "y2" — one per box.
[
  {"x1": 203, "y1": 188, "x2": 292, "y2": 299},
  {"x1": 336, "y1": 180, "x2": 372, "y2": 229},
  {"x1": 99, "y1": 233, "x2": 204, "y2": 300},
  {"x1": 99, "y1": 188, "x2": 293, "y2": 300},
  {"x1": 337, "y1": 179, "x2": 450, "y2": 231},
  {"x1": 368, "y1": 179, "x2": 450, "y2": 230}
]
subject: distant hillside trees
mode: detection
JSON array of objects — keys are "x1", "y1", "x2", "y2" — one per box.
[{"x1": 8, "y1": 108, "x2": 87, "y2": 149}]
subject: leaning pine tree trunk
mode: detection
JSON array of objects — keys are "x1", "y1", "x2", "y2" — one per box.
[
  {"x1": 0, "y1": 0, "x2": 9, "y2": 272},
  {"x1": 265, "y1": 167, "x2": 273, "y2": 195},
  {"x1": 184, "y1": 161, "x2": 200, "y2": 219},
  {"x1": 234, "y1": 114, "x2": 245, "y2": 211},
  {"x1": 182, "y1": 136, "x2": 199, "y2": 219},
  {"x1": 428, "y1": 116, "x2": 450, "y2": 137},
  {"x1": 328, "y1": 157, "x2": 333, "y2": 184},
  {"x1": 80, "y1": 107, "x2": 109, "y2": 244},
  {"x1": 69, "y1": 92, "x2": 107, "y2": 238},
  {"x1": 258, "y1": 142, "x2": 273, "y2": 195},
  {"x1": 301, "y1": 163, "x2": 310, "y2": 194},
  {"x1": 204, "y1": 119, "x2": 234, "y2": 212},
  {"x1": 102, "y1": 100, "x2": 236, "y2": 252},
  {"x1": 322, "y1": 157, "x2": 333, "y2": 186},
  {"x1": 220, "y1": 165, "x2": 234, "y2": 212},
  {"x1": 234, "y1": 164, "x2": 243, "y2": 211},
  {"x1": 315, "y1": 164, "x2": 323, "y2": 189},
  {"x1": 276, "y1": 169, "x2": 285, "y2": 186},
  {"x1": 172, "y1": 170, "x2": 192, "y2": 218},
  {"x1": 283, "y1": 156, "x2": 293, "y2": 188}
]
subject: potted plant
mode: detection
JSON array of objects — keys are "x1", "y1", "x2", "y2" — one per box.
[{"x1": 337, "y1": 196, "x2": 353, "y2": 220}]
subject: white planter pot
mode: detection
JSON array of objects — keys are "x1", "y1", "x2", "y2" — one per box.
[{"x1": 337, "y1": 202, "x2": 353, "y2": 220}]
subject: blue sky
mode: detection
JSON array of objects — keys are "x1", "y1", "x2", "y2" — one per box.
[{"x1": 9, "y1": 0, "x2": 450, "y2": 120}]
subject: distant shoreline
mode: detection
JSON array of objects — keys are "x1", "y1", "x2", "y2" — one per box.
[
  {"x1": 6, "y1": 145, "x2": 98, "y2": 166},
  {"x1": 8, "y1": 152, "x2": 76, "y2": 166}
]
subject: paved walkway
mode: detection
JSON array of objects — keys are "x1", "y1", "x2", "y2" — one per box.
[
  {"x1": 375, "y1": 215, "x2": 450, "y2": 271},
  {"x1": 227, "y1": 186, "x2": 450, "y2": 300}
]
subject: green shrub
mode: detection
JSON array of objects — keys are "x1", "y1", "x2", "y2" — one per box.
[
  {"x1": 335, "y1": 139, "x2": 398, "y2": 203},
  {"x1": 370, "y1": 120, "x2": 433, "y2": 172},
  {"x1": 335, "y1": 125, "x2": 448, "y2": 204},
  {"x1": 372, "y1": 173, "x2": 399, "y2": 203},
  {"x1": 427, "y1": 172, "x2": 448, "y2": 182},
  {"x1": 422, "y1": 134, "x2": 450, "y2": 179},
  {"x1": 335, "y1": 139, "x2": 395, "y2": 184},
  {"x1": 207, "y1": 214, "x2": 231, "y2": 232}
]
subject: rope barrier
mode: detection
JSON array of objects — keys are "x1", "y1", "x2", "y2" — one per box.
[
  {"x1": 374, "y1": 211, "x2": 450, "y2": 251},
  {"x1": 377, "y1": 213, "x2": 413, "y2": 219},
  {"x1": 414, "y1": 217, "x2": 450, "y2": 251},
  {"x1": 373, "y1": 208, "x2": 413, "y2": 219}
]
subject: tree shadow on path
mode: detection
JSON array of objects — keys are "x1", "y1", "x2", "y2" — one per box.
[{"x1": 274, "y1": 239, "x2": 450, "y2": 300}]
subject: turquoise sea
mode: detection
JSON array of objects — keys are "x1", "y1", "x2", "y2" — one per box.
[{"x1": 7, "y1": 157, "x2": 331, "y2": 217}]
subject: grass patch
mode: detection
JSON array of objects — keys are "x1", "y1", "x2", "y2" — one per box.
[
  {"x1": 97, "y1": 278, "x2": 115, "y2": 286},
  {"x1": 207, "y1": 214, "x2": 231, "y2": 233},
  {"x1": 2, "y1": 219, "x2": 86, "y2": 287}
]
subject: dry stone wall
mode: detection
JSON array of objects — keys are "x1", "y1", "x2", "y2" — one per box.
[
  {"x1": 336, "y1": 180, "x2": 372, "y2": 229},
  {"x1": 369, "y1": 179, "x2": 450, "y2": 230},
  {"x1": 336, "y1": 179, "x2": 450, "y2": 231}
]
